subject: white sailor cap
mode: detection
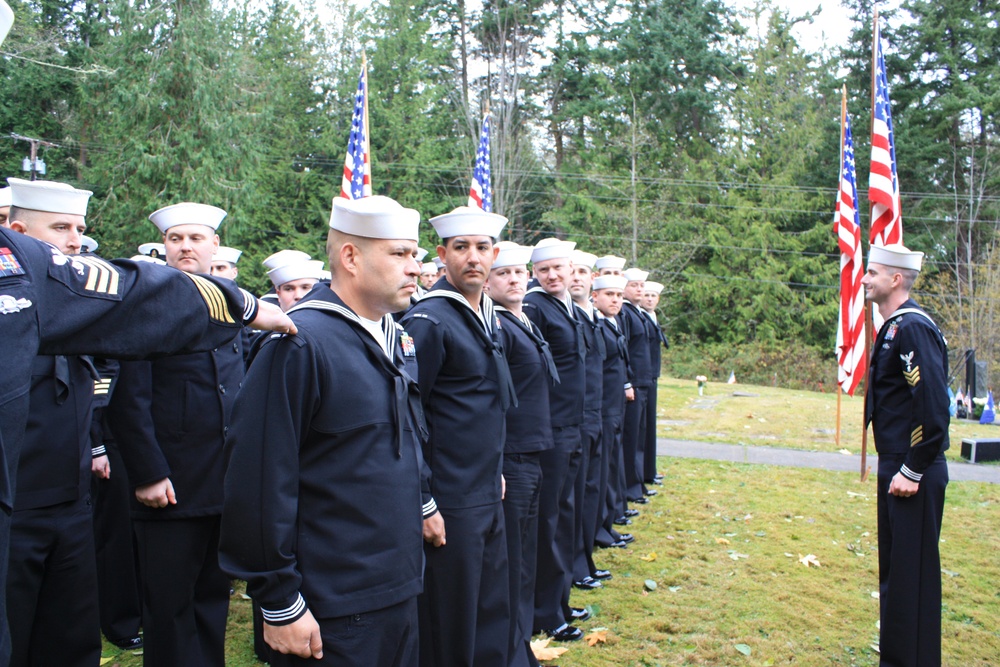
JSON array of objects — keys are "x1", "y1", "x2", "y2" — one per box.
[
  {"x1": 416, "y1": 247, "x2": 429, "y2": 262},
  {"x1": 8, "y1": 177, "x2": 92, "y2": 216},
  {"x1": 623, "y1": 268, "x2": 649, "y2": 282},
  {"x1": 329, "y1": 196, "x2": 420, "y2": 241},
  {"x1": 80, "y1": 235, "x2": 98, "y2": 253},
  {"x1": 420, "y1": 261, "x2": 439, "y2": 274},
  {"x1": 268, "y1": 259, "x2": 326, "y2": 288},
  {"x1": 430, "y1": 206, "x2": 507, "y2": 240},
  {"x1": 593, "y1": 275, "x2": 627, "y2": 291},
  {"x1": 493, "y1": 241, "x2": 534, "y2": 269},
  {"x1": 571, "y1": 250, "x2": 597, "y2": 270},
  {"x1": 0, "y1": 1, "x2": 13, "y2": 48},
  {"x1": 213, "y1": 246, "x2": 242, "y2": 265},
  {"x1": 0, "y1": 187, "x2": 11, "y2": 207},
  {"x1": 433, "y1": 257, "x2": 445, "y2": 270},
  {"x1": 644, "y1": 281, "x2": 664, "y2": 295},
  {"x1": 262, "y1": 249, "x2": 311, "y2": 270},
  {"x1": 138, "y1": 242, "x2": 166, "y2": 258},
  {"x1": 595, "y1": 255, "x2": 627, "y2": 270},
  {"x1": 130, "y1": 254, "x2": 166, "y2": 265},
  {"x1": 869, "y1": 243, "x2": 923, "y2": 272},
  {"x1": 320, "y1": 270, "x2": 332, "y2": 281},
  {"x1": 531, "y1": 237, "x2": 576, "y2": 264},
  {"x1": 149, "y1": 202, "x2": 226, "y2": 234}
]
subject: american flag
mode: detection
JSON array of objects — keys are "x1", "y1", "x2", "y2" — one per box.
[
  {"x1": 868, "y1": 17, "x2": 902, "y2": 246},
  {"x1": 468, "y1": 115, "x2": 492, "y2": 212},
  {"x1": 340, "y1": 62, "x2": 371, "y2": 200},
  {"x1": 836, "y1": 109, "x2": 866, "y2": 396}
]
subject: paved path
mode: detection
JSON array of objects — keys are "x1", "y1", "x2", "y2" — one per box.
[{"x1": 657, "y1": 438, "x2": 1000, "y2": 484}]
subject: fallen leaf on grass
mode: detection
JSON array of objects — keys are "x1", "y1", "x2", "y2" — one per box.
[
  {"x1": 99, "y1": 659, "x2": 114, "y2": 666},
  {"x1": 798, "y1": 553, "x2": 821, "y2": 567},
  {"x1": 585, "y1": 629, "x2": 608, "y2": 646},
  {"x1": 735, "y1": 643, "x2": 752, "y2": 656},
  {"x1": 639, "y1": 552, "x2": 657, "y2": 561},
  {"x1": 728, "y1": 551, "x2": 749, "y2": 561},
  {"x1": 668, "y1": 586, "x2": 682, "y2": 592},
  {"x1": 838, "y1": 448, "x2": 853, "y2": 455},
  {"x1": 530, "y1": 638, "x2": 569, "y2": 662},
  {"x1": 715, "y1": 537, "x2": 731, "y2": 545}
]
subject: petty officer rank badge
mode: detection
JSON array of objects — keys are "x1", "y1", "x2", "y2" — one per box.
[{"x1": 0, "y1": 247, "x2": 26, "y2": 277}]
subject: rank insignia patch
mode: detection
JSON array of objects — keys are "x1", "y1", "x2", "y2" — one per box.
[
  {"x1": 910, "y1": 425, "x2": 923, "y2": 447},
  {"x1": 903, "y1": 366, "x2": 921, "y2": 387},
  {"x1": 0, "y1": 247, "x2": 26, "y2": 277}
]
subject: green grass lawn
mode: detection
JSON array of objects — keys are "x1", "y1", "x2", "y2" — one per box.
[
  {"x1": 100, "y1": 378, "x2": 1000, "y2": 666},
  {"x1": 655, "y1": 376, "x2": 999, "y2": 462}
]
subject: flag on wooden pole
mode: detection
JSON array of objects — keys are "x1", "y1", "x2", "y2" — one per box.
[
  {"x1": 340, "y1": 57, "x2": 372, "y2": 200},
  {"x1": 868, "y1": 12, "x2": 902, "y2": 246},
  {"x1": 836, "y1": 89, "x2": 866, "y2": 396},
  {"x1": 468, "y1": 114, "x2": 493, "y2": 212}
]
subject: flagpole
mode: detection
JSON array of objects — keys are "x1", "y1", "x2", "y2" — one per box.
[
  {"x1": 362, "y1": 51, "x2": 372, "y2": 191},
  {"x1": 860, "y1": 12, "x2": 881, "y2": 483},
  {"x1": 836, "y1": 86, "x2": 847, "y2": 451}
]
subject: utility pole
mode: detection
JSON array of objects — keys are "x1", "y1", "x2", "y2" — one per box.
[{"x1": 10, "y1": 133, "x2": 58, "y2": 180}]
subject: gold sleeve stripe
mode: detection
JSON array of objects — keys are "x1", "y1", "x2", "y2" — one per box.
[
  {"x1": 185, "y1": 274, "x2": 236, "y2": 324},
  {"x1": 76, "y1": 257, "x2": 122, "y2": 296},
  {"x1": 910, "y1": 426, "x2": 923, "y2": 447},
  {"x1": 903, "y1": 367, "x2": 921, "y2": 387}
]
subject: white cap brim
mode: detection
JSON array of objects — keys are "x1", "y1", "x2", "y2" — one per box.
[
  {"x1": 430, "y1": 206, "x2": 507, "y2": 239},
  {"x1": 595, "y1": 255, "x2": 627, "y2": 270},
  {"x1": 493, "y1": 242, "x2": 533, "y2": 269},
  {"x1": 593, "y1": 275, "x2": 627, "y2": 291},
  {"x1": 213, "y1": 246, "x2": 242, "y2": 264},
  {"x1": 268, "y1": 260, "x2": 326, "y2": 287},
  {"x1": 329, "y1": 196, "x2": 420, "y2": 241},
  {"x1": 8, "y1": 177, "x2": 92, "y2": 216},
  {"x1": 869, "y1": 243, "x2": 923, "y2": 271},
  {"x1": 623, "y1": 268, "x2": 649, "y2": 282},
  {"x1": 531, "y1": 238, "x2": 576, "y2": 264},
  {"x1": 263, "y1": 249, "x2": 312, "y2": 270},
  {"x1": 149, "y1": 202, "x2": 226, "y2": 234}
]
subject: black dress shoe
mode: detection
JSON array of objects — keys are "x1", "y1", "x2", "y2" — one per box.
[
  {"x1": 570, "y1": 607, "x2": 591, "y2": 621},
  {"x1": 624, "y1": 508, "x2": 640, "y2": 518},
  {"x1": 630, "y1": 496, "x2": 649, "y2": 505},
  {"x1": 598, "y1": 539, "x2": 627, "y2": 549},
  {"x1": 592, "y1": 569, "x2": 612, "y2": 580},
  {"x1": 654, "y1": 473, "x2": 664, "y2": 481},
  {"x1": 649, "y1": 478, "x2": 664, "y2": 486},
  {"x1": 544, "y1": 624, "x2": 583, "y2": 642},
  {"x1": 613, "y1": 517, "x2": 632, "y2": 526},
  {"x1": 573, "y1": 576, "x2": 602, "y2": 590},
  {"x1": 112, "y1": 636, "x2": 143, "y2": 651},
  {"x1": 644, "y1": 489, "x2": 658, "y2": 497},
  {"x1": 618, "y1": 533, "x2": 635, "y2": 544}
]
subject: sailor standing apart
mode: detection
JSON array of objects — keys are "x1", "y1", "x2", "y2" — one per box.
[{"x1": 862, "y1": 243, "x2": 949, "y2": 667}]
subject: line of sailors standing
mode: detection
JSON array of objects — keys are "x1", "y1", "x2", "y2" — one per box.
[{"x1": 0, "y1": 182, "x2": 667, "y2": 667}]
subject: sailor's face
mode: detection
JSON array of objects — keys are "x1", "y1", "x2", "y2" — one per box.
[
  {"x1": 441, "y1": 236, "x2": 496, "y2": 296},
  {"x1": 359, "y1": 238, "x2": 420, "y2": 315},
  {"x1": 533, "y1": 258, "x2": 572, "y2": 298},
  {"x1": 210, "y1": 261, "x2": 239, "y2": 280},
  {"x1": 568, "y1": 264, "x2": 593, "y2": 300},
  {"x1": 593, "y1": 288, "x2": 623, "y2": 317},
  {"x1": 276, "y1": 278, "x2": 318, "y2": 312},
  {"x1": 14, "y1": 212, "x2": 86, "y2": 254},
  {"x1": 487, "y1": 264, "x2": 528, "y2": 309},
  {"x1": 164, "y1": 224, "x2": 219, "y2": 274}
]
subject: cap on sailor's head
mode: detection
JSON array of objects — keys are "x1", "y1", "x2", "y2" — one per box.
[
  {"x1": 138, "y1": 242, "x2": 166, "y2": 258},
  {"x1": 530, "y1": 237, "x2": 576, "y2": 264},
  {"x1": 623, "y1": 268, "x2": 649, "y2": 282},
  {"x1": 430, "y1": 206, "x2": 507, "y2": 240},
  {"x1": 80, "y1": 235, "x2": 98, "y2": 253},
  {"x1": 868, "y1": 243, "x2": 923, "y2": 272},
  {"x1": 595, "y1": 255, "x2": 627, "y2": 271},
  {"x1": 420, "y1": 262, "x2": 439, "y2": 274},
  {"x1": 329, "y1": 196, "x2": 420, "y2": 241},
  {"x1": 130, "y1": 254, "x2": 166, "y2": 265},
  {"x1": 593, "y1": 275, "x2": 628, "y2": 291},
  {"x1": 416, "y1": 247, "x2": 429, "y2": 262},
  {"x1": 0, "y1": 187, "x2": 11, "y2": 207},
  {"x1": 268, "y1": 259, "x2": 326, "y2": 288},
  {"x1": 571, "y1": 250, "x2": 597, "y2": 270},
  {"x1": 149, "y1": 202, "x2": 226, "y2": 234},
  {"x1": 262, "y1": 249, "x2": 311, "y2": 270},
  {"x1": 8, "y1": 177, "x2": 92, "y2": 216},
  {"x1": 493, "y1": 241, "x2": 533, "y2": 270},
  {"x1": 213, "y1": 246, "x2": 242, "y2": 265},
  {"x1": 0, "y1": 2, "x2": 14, "y2": 49},
  {"x1": 644, "y1": 281, "x2": 664, "y2": 295},
  {"x1": 433, "y1": 257, "x2": 445, "y2": 270}
]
